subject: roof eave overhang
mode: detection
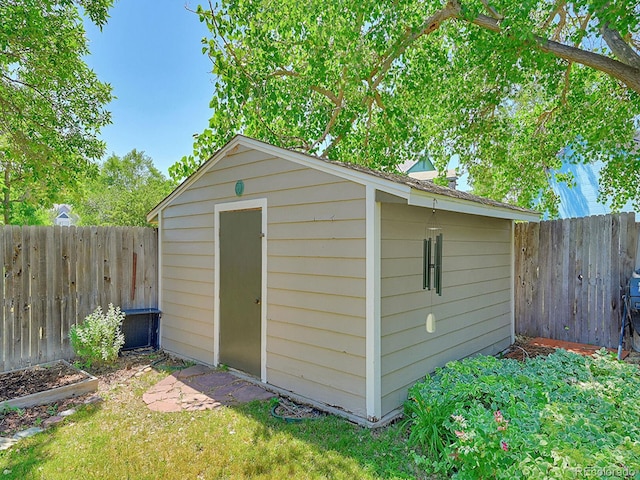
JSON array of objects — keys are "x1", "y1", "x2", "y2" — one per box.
[{"x1": 408, "y1": 189, "x2": 541, "y2": 222}]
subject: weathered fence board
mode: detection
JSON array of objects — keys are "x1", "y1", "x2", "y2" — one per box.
[
  {"x1": 0, "y1": 226, "x2": 158, "y2": 372},
  {"x1": 515, "y1": 213, "x2": 638, "y2": 349}
]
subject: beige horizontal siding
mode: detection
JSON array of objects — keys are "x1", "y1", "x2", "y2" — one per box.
[
  {"x1": 269, "y1": 256, "x2": 365, "y2": 278},
  {"x1": 268, "y1": 288, "x2": 365, "y2": 318},
  {"x1": 159, "y1": 147, "x2": 367, "y2": 415},
  {"x1": 269, "y1": 238, "x2": 364, "y2": 258},
  {"x1": 268, "y1": 320, "x2": 366, "y2": 357},
  {"x1": 380, "y1": 203, "x2": 513, "y2": 416},
  {"x1": 269, "y1": 272, "x2": 366, "y2": 298},
  {"x1": 269, "y1": 198, "x2": 365, "y2": 224},
  {"x1": 162, "y1": 252, "x2": 214, "y2": 270},
  {"x1": 268, "y1": 304, "x2": 364, "y2": 337},
  {"x1": 162, "y1": 241, "x2": 213, "y2": 256},
  {"x1": 381, "y1": 327, "x2": 511, "y2": 413},
  {"x1": 268, "y1": 365, "x2": 366, "y2": 416}
]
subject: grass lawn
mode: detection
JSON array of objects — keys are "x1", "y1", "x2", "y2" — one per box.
[
  {"x1": 4, "y1": 348, "x2": 639, "y2": 479},
  {"x1": 0, "y1": 366, "x2": 430, "y2": 480}
]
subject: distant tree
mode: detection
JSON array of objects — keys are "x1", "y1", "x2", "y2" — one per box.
[
  {"x1": 173, "y1": 0, "x2": 640, "y2": 215},
  {"x1": 0, "y1": 0, "x2": 113, "y2": 224},
  {"x1": 77, "y1": 150, "x2": 175, "y2": 226}
]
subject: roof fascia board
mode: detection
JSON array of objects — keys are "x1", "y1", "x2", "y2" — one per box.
[
  {"x1": 146, "y1": 137, "x2": 246, "y2": 222},
  {"x1": 408, "y1": 190, "x2": 540, "y2": 222}
]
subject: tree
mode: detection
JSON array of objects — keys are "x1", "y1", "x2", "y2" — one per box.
[
  {"x1": 172, "y1": 0, "x2": 640, "y2": 215},
  {"x1": 76, "y1": 150, "x2": 175, "y2": 226},
  {"x1": 0, "y1": 0, "x2": 113, "y2": 224}
]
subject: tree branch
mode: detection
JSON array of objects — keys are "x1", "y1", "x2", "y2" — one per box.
[
  {"x1": 369, "y1": 4, "x2": 458, "y2": 89},
  {"x1": 539, "y1": 1, "x2": 566, "y2": 30},
  {"x1": 601, "y1": 25, "x2": 640, "y2": 70},
  {"x1": 269, "y1": 69, "x2": 342, "y2": 106},
  {"x1": 310, "y1": 82, "x2": 345, "y2": 151},
  {"x1": 310, "y1": 86, "x2": 341, "y2": 106},
  {"x1": 480, "y1": 0, "x2": 503, "y2": 20},
  {"x1": 0, "y1": 73, "x2": 49, "y2": 102},
  {"x1": 465, "y1": 11, "x2": 640, "y2": 94}
]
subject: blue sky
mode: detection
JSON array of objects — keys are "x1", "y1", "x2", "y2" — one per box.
[{"x1": 84, "y1": 1, "x2": 213, "y2": 176}]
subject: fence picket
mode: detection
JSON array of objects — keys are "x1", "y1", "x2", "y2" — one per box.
[{"x1": 516, "y1": 213, "x2": 638, "y2": 348}]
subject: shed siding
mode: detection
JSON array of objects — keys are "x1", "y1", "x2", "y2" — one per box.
[
  {"x1": 380, "y1": 203, "x2": 512, "y2": 416},
  {"x1": 160, "y1": 147, "x2": 367, "y2": 415}
]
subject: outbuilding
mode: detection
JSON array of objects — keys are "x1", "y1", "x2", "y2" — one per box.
[{"x1": 147, "y1": 135, "x2": 539, "y2": 425}]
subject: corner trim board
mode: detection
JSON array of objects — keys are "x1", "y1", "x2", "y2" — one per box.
[
  {"x1": 157, "y1": 212, "x2": 163, "y2": 349},
  {"x1": 365, "y1": 185, "x2": 381, "y2": 421},
  {"x1": 510, "y1": 220, "x2": 516, "y2": 343}
]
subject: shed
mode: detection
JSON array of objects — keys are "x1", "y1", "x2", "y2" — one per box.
[{"x1": 147, "y1": 135, "x2": 539, "y2": 425}]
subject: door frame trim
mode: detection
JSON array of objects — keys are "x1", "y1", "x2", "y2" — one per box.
[{"x1": 214, "y1": 198, "x2": 268, "y2": 382}]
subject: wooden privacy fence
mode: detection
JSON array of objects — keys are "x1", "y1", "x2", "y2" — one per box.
[
  {"x1": 515, "y1": 213, "x2": 638, "y2": 349},
  {"x1": 0, "y1": 226, "x2": 157, "y2": 372}
]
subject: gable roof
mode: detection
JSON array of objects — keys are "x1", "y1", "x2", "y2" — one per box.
[
  {"x1": 148, "y1": 135, "x2": 540, "y2": 222},
  {"x1": 406, "y1": 157, "x2": 436, "y2": 173}
]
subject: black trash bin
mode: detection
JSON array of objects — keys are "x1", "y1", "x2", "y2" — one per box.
[{"x1": 121, "y1": 308, "x2": 160, "y2": 351}]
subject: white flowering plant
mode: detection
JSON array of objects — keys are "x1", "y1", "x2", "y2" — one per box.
[{"x1": 70, "y1": 304, "x2": 125, "y2": 367}]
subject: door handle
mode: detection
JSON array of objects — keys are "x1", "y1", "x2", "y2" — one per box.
[{"x1": 254, "y1": 298, "x2": 261, "y2": 304}]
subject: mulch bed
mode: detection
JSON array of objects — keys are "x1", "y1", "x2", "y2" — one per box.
[
  {"x1": 0, "y1": 349, "x2": 189, "y2": 436},
  {"x1": 0, "y1": 362, "x2": 87, "y2": 403}
]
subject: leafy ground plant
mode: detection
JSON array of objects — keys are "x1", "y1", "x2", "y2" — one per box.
[
  {"x1": 69, "y1": 304, "x2": 125, "y2": 368},
  {"x1": 405, "y1": 349, "x2": 640, "y2": 479}
]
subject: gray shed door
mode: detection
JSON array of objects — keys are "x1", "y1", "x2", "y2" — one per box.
[{"x1": 219, "y1": 209, "x2": 262, "y2": 377}]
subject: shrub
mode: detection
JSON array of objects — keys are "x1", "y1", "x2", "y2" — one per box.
[
  {"x1": 70, "y1": 304, "x2": 125, "y2": 367},
  {"x1": 405, "y1": 350, "x2": 640, "y2": 479}
]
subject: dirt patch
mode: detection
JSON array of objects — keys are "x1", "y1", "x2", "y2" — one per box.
[
  {"x1": 503, "y1": 338, "x2": 557, "y2": 361},
  {"x1": 504, "y1": 336, "x2": 640, "y2": 365},
  {"x1": 272, "y1": 398, "x2": 324, "y2": 421},
  {"x1": 0, "y1": 362, "x2": 88, "y2": 403},
  {"x1": 0, "y1": 349, "x2": 189, "y2": 436}
]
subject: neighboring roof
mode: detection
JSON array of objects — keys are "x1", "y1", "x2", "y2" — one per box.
[
  {"x1": 54, "y1": 204, "x2": 72, "y2": 214},
  {"x1": 148, "y1": 135, "x2": 540, "y2": 222},
  {"x1": 406, "y1": 157, "x2": 436, "y2": 173}
]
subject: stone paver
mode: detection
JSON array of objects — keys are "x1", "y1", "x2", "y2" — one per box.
[
  {"x1": 187, "y1": 371, "x2": 237, "y2": 389},
  {"x1": 233, "y1": 384, "x2": 278, "y2": 403},
  {"x1": 84, "y1": 395, "x2": 103, "y2": 405},
  {"x1": 42, "y1": 416, "x2": 64, "y2": 428},
  {"x1": 174, "y1": 364, "x2": 212, "y2": 379},
  {"x1": 0, "y1": 438, "x2": 18, "y2": 451},
  {"x1": 149, "y1": 400, "x2": 182, "y2": 413},
  {"x1": 143, "y1": 366, "x2": 275, "y2": 413},
  {"x1": 13, "y1": 427, "x2": 44, "y2": 439}
]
